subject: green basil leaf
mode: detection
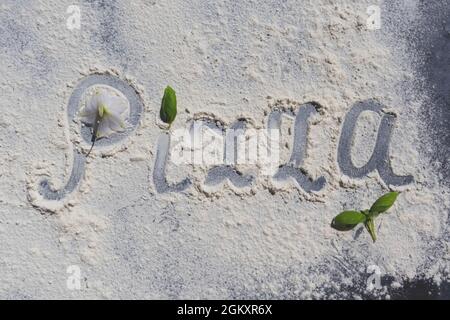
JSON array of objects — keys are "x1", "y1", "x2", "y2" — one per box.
[
  {"x1": 369, "y1": 192, "x2": 399, "y2": 215},
  {"x1": 364, "y1": 218, "x2": 377, "y2": 243},
  {"x1": 331, "y1": 211, "x2": 367, "y2": 231},
  {"x1": 160, "y1": 86, "x2": 177, "y2": 125}
]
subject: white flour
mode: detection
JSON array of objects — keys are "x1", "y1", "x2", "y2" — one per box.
[{"x1": 0, "y1": 0, "x2": 449, "y2": 299}]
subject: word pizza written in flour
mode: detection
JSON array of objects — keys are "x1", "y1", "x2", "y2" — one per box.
[{"x1": 29, "y1": 74, "x2": 413, "y2": 206}]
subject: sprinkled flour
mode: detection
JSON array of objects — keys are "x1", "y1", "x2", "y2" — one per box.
[{"x1": 0, "y1": 0, "x2": 448, "y2": 299}]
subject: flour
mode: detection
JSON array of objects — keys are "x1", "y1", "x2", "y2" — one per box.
[{"x1": 0, "y1": 0, "x2": 449, "y2": 299}]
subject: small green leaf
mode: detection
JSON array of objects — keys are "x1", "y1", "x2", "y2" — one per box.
[
  {"x1": 365, "y1": 218, "x2": 377, "y2": 243},
  {"x1": 160, "y1": 86, "x2": 177, "y2": 126},
  {"x1": 331, "y1": 211, "x2": 367, "y2": 231},
  {"x1": 369, "y1": 192, "x2": 399, "y2": 216}
]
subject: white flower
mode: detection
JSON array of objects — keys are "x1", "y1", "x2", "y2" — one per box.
[{"x1": 79, "y1": 87, "x2": 130, "y2": 139}]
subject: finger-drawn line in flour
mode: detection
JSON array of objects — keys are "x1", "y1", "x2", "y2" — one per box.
[
  {"x1": 38, "y1": 74, "x2": 143, "y2": 201},
  {"x1": 199, "y1": 117, "x2": 256, "y2": 191},
  {"x1": 153, "y1": 132, "x2": 193, "y2": 194},
  {"x1": 337, "y1": 99, "x2": 414, "y2": 186},
  {"x1": 153, "y1": 117, "x2": 256, "y2": 194},
  {"x1": 34, "y1": 88, "x2": 412, "y2": 202},
  {"x1": 270, "y1": 103, "x2": 327, "y2": 192},
  {"x1": 39, "y1": 150, "x2": 86, "y2": 201}
]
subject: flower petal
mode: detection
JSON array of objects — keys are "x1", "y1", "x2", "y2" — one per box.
[
  {"x1": 96, "y1": 119, "x2": 115, "y2": 138},
  {"x1": 80, "y1": 92, "x2": 101, "y2": 124},
  {"x1": 105, "y1": 113, "x2": 126, "y2": 132},
  {"x1": 104, "y1": 95, "x2": 129, "y2": 118},
  {"x1": 79, "y1": 113, "x2": 96, "y2": 124},
  {"x1": 80, "y1": 86, "x2": 130, "y2": 139}
]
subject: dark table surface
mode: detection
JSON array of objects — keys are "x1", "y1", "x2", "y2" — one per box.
[{"x1": 362, "y1": 1, "x2": 449, "y2": 300}]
